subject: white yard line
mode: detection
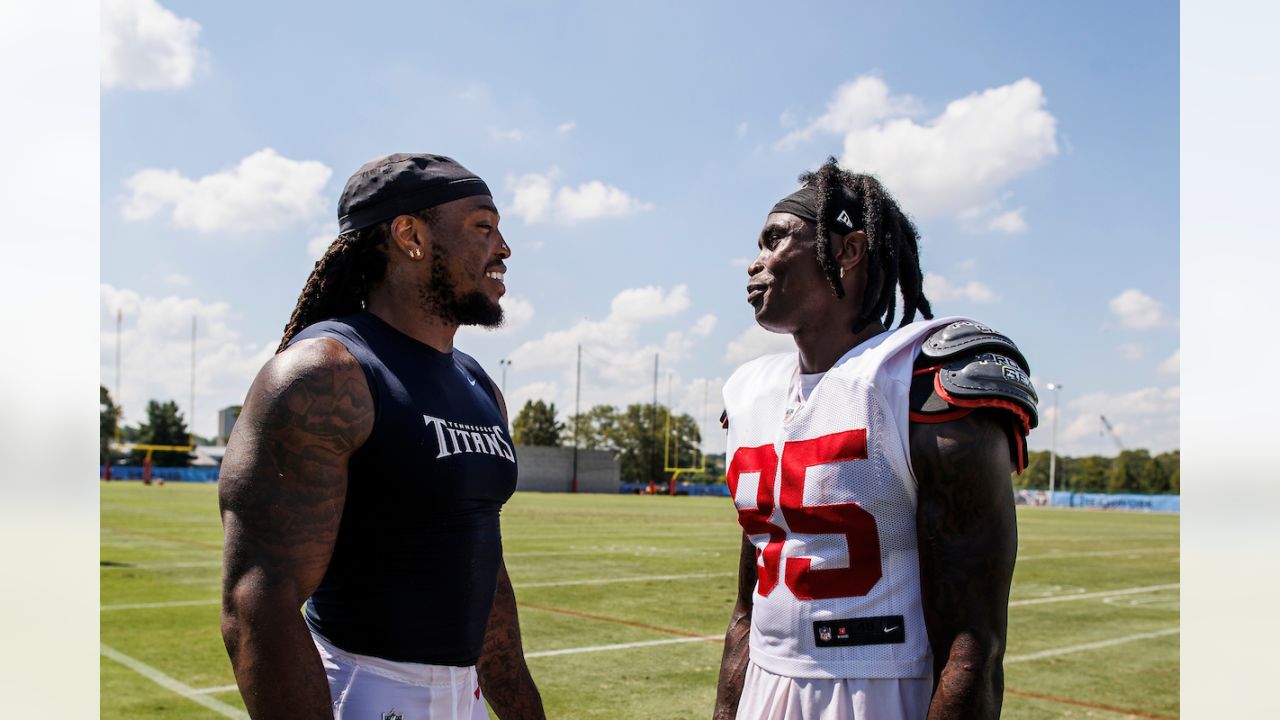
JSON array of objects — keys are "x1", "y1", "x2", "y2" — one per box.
[
  {"x1": 101, "y1": 643, "x2": 248, "y2": 719},
  {"x1": 527, "y1": 635, "x2": 720, "y2": 658},
  {"x1": 1006, "y1": 628, "x2": 1179, "y2": 663},
  {"x1": 192, "y1": 683, "x2": 241, "y2": 695},
  {"x1": 1010, "y1": 583, "x2": 1179, "y2": 607},
  {"x1": 1016, "y1": 547, "x2": 1177, "y2": 561},
  {"x1": 102, "y1": 598, "x2": 220, "y2": 611},
  {"x1": 102, "y1": 572, "x2": 737, "y2": 611},
  {"x1": 516, "y1": 572, "x2": 733, "y2": 588}
]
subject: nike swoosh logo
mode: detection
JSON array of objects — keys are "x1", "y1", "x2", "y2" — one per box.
[{"x1": 884, "y1": 626, "x2": 899, "y2": 633}]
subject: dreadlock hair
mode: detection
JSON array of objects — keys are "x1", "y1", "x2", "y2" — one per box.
[
  {"x1": 277, "y1": 208, "x2": 439, "y2": 352},
  {"x1": 798, "y1": 156, "x2": 933, "y2": 334}
]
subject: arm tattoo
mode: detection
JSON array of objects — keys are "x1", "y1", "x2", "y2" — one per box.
[
  {"x1": 478, "y1": 559, "x2": 546, "y2": 719},
  {"x1": 912, "y1": 410, "x2": 1017, "y2": 720},
  {"x1": 219, "y1": 338, "x2": 373, "y2": 719}
]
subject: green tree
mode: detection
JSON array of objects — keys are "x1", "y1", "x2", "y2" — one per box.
[
  {"x1": 100, "y1": 386, "x2": 120, "y2": 466},
  {"x1": 1107, "y1": 449, "x2": 1150, "y2": 493},
  {"x1": 1070, "y1": 455, "x2": 1111, "y2": 492},
  {"x1": 1016, "y1": 450, "x2": 1051, "y2": 489},
  {"x1": 565, "y1": 403, "x2": 704, "y2": 485},
  {"x1": 1138, "y1": 456, "x2": 1168, "y2": 494},
  {"x1": 129, "y1": 399, "x2": 195, "y2": 467},
  {"x1": 565, "y1": 405, "x2": 620, "y2": 450},
  {"x1": 511, "y1": 399, "x2": 565, "y2": 446}
]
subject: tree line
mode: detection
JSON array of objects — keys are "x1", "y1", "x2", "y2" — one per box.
[
  {"x1": 100, "y1": 386, "x2": 197, "y2": 467},
  {"x1": 1016, "y1": 449, "x2": 1179, "y2": 495},
  {"x1": 511, "y1": 399, "x2": 725, "y2": 485}
]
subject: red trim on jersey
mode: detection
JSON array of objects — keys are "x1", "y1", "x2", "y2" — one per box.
[
  {"x1": 933, "y1": 375, "x2": 1033, "y2": 436},
  {"x1": 1012, "y1": 421, "x2": 1027, "y2": 473}
]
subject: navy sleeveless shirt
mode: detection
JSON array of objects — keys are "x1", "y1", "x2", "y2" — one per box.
[{"x1": 289, "y1": 311, "x2": 517, "y2": 665}]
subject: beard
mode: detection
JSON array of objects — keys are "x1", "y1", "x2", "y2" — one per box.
[{"x1": 419, "y1": 244, "x2": 504, "y2": 328}]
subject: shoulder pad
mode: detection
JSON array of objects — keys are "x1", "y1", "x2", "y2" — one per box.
[
  {"x1": 912, "y1": 321, "x2": 1039, "y2": 431},
  {"x1": 918, "y1": 320, "x2": 1030, "y2": 372},
  {"x1": 937, "y1": 352, "x2": 1039, "y2": 430}
]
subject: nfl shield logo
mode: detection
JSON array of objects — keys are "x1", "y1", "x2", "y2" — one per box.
[
  {"x1": 819, "y1": 626, "x2": 832, "y2": 642},
  {"x1": 382, "y1": 712, "x2": 403, "y2": 720}
]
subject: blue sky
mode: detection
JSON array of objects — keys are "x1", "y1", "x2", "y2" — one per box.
[{"x1": 100, "y1": 0, "x2": 1179, "y2": 457}]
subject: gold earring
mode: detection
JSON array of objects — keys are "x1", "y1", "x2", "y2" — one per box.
[{"x1": 409, "y1": 248, "x2": 422, "y2": 260}]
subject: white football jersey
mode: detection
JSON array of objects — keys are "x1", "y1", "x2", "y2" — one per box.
[{"x1": 723, "y1": 317, "x2": 967, "y2": 680}]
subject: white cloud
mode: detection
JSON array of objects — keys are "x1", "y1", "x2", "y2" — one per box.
[
  {"x1": 490, "y1": 127, "x2": 526, "y2": 143},
  {"x1": 736, "y1": 122, "x2": 748, "y2": 139},
  {"x1": 723, "y1": 324, "x2": 796, "y2": 366},
  {"x1": 785, "y1": 76, "x2": 1057, "y2": 220},
  {"x1": 609, "y1": 285, "x2": 690, "y2": 324},
  {"x1": 780, "y1": 76, "x2": 921, "y2": 147},
  {"x1": 986, "y1": 208, "x2": 1028, "y2": 234},
  {"x1": 306, "y1": 231, "x2": 335, "y2": 261},
  {"x1": 100, "y1": 283, "x2": 274, "y2": 439},
  {"x1": 1159, "y1": 349, "x2": 1180, "y2": 375},
  {"x1": 123, "y1": 148, "x2": 333, "y2": 234},
  {"x1": 101, "y1": 0, "x2": 204, "y2": 91},
  {"x1": 557, "y1": 121, "x2": 576, "y2": 134},
  {"x1": 163, "y1": 272, "x2": 190, "y2": 287},
  {"x1": 505, "y1": 169, "x2": 653, "y2": 225},
  {"x1": 1118, "y1": 343, "x2": 1145, "y2": 361},
  {"x1": 1039, "y1": 385, "x2": 1180, "y2": 456},
  {"x1": 503, "y1": 286, "x2": 717, "y2": 416},
  {"x1": 1109, "y1": 288, "x2": 1168, "y2": 329},
  {"x1": 923, "y1": 272, "x2": 998, "y2": 304}
]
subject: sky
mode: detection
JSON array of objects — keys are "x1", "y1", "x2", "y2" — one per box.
[{"x1": 99, "y1": 0, "x2": 1179, "y2": 458}]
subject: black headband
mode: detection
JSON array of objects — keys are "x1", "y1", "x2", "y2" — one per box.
[
  {"x1": 338, "y1": 153, "x2": 492, "y2": 233},
  {"x1": 770, "y1": 184, "x2": 862, "y2": 234}
]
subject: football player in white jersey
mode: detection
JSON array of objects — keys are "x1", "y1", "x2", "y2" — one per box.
[{"x1": 714, "y1": 158, "x2": 1037, "y2": 719}]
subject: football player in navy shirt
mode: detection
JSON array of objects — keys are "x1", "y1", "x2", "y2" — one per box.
[{"x1": 220, "y1": 154, "x2": 545, "y2": 719}]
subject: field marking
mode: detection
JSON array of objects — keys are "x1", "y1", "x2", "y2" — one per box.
[
  {"x1": 102, "y1": 526, "x2": 223, "y2": 550},
  {"x1": 102, "y1": 573, "x2": 735, "y2": 611},
  {"x1": 1009, "y1": 583, "x2": 1179, "y2": 607},
  {"x1": 101, "y1": 643, "x2": 248, "y2": 719},
  {"x1": 1004, "y1": 686, "x2": 1177, "y2": 719},
  {"x1": 1017, "y1": 547, "x2": 1178, "y2": 561},
  {"x1": 521, "y1": 602, "x2": 708, "y2": 639},
  {"x1": 102, "y1": 560, "x2": 223, "y2": 570},
  {"x1": 516, "y1": 572, "x2": 733, "y2": 588},
  {"x1": 1006, "y1": 627, "x2": 1179, "y2": 664},
  {"x1": 192, "y1": 683, "x2": 241, "y2": 695},
  {"x1": 103, "y1": 598, "x2": 220, "y2": 611},
  {"x1": 527, "y1": 635, "x2": 720, "y2": 658}
]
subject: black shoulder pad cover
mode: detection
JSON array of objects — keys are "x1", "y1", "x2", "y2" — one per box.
[
  {"x1": 914, "y1": 322, "x2": 1039, "y2": 431},
  {"x1": 918, "y1": 320, "x2": 1030, "y2": 370}
]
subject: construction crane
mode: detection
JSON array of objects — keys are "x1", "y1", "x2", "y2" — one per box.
[{"x1": 1099, "y1": 415, "x2": 1125, "y2": 452}]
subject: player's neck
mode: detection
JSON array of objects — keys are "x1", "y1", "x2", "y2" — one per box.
[
  {"x1": 792, "y1": 319, "x2": 886, "y2": 374},
  {"x1": 365, "y1": 288, "x2": 459, "y2": 353}
]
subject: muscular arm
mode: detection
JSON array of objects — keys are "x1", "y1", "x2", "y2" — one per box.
[
  {"x1": 477, "y1": 559, "x2": 545, "y2": 719},
  {"x1": 218, "y1": 338, "x2": 373, "y2": 719},
  {"x1": 911, "y1": 410, "x2": 1018, "y2": 720},
  {"x1": 713, "y1": 534, "x2": 757, "y2": 720},
  {"x1": 475, "y1": 377, "x2": 546, "y2": 719}
]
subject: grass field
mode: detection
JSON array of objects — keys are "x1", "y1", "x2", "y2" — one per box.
[{"x1": 101, "y1": 482, "x2": 1179, "y2": 719}]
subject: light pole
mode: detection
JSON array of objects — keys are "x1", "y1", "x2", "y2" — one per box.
[
  {"x1": 1046, "y1": 382, "x2": 1063, "y2": 505},
  {"x1": 498, "y1": 359, "x2": 512, "y2": 395}
]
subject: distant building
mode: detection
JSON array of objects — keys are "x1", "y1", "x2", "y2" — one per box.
[{"x1": 217, "y1": 406, "x2": 242, "y2": 446}]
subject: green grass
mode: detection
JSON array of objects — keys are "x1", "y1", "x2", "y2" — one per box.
[{"x1": 101, "y1": 483, "x2": 1179, "y2": 719}]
